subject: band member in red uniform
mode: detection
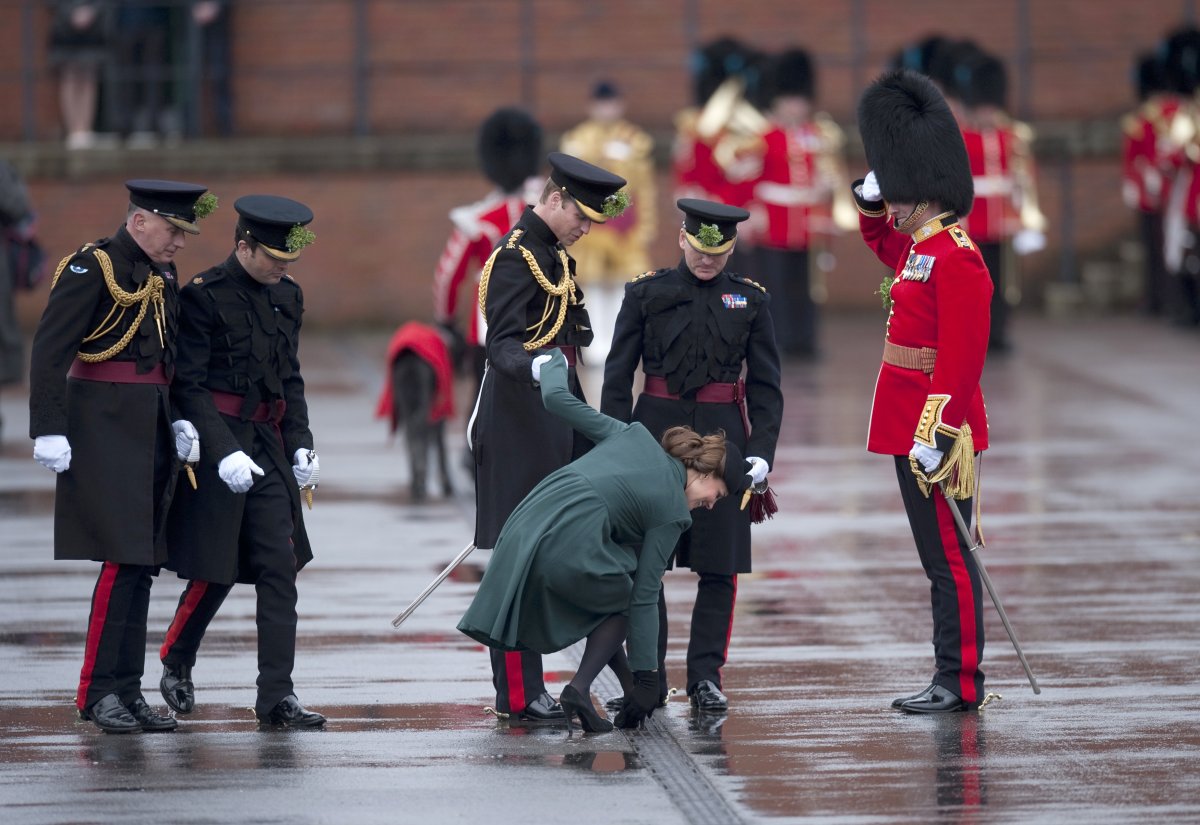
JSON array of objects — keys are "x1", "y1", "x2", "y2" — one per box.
[
  {"x1": 854, "y1": 69, "x2": 992, "y2": 714},
  {"x1": 29, "y1": 179, "x2": 214, "y2": 733},
  {"x1": 432, "y1": 107, "x2": 543, "y2": 394},
  {"x1": 471, "y1": 152, "x2": 628, "y2": 722},
  {"x1": 1121, "y1": 52, "x2": 1175, "y2": 316}
]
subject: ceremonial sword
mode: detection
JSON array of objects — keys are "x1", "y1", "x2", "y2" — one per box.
[
  {"x1": 391, "y1": 541, "x2": 477, "y2": 628},
  {"x1": 940, "y1": 481, "x2": 1041, "y2": 694}
]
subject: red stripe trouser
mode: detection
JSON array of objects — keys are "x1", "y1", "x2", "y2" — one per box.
[{"x1": 76, "y1": 562, "x2": 154, "y2": 711}]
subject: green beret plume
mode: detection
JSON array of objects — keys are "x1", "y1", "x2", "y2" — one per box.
[
  {"x1": 695, "y1": 223, "x2": 724, "y2": 248},
  {"x1": 602, "y1": 190, "x2": 630, "y2": 219},
  {"x1": 193, "y1": 193, "x2": 218, "y2": 220},
  {"x1": 287, "y1": 224, "x2": 316, "y2": 253}
]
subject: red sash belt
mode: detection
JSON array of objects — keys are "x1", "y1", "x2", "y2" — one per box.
[
  {"x1": 643, "y1": 375, "x2": 744, "y2": 403},
  {"x1": 551, "y1": 345, "x2": 577, "y2": 367},
  {"x1": 210, "y1": 390, "x2": 286, "y2": 424},
  {"x1": 68, "y1": 359, "x2": 169, "y2": 385}
]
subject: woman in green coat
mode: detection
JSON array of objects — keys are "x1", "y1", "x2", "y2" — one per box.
[{"x1": 458, "y1": 349, "x2": 745, "y2": 732}]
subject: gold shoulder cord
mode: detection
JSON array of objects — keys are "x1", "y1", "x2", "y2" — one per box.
[
  {"x1": 51, "y1": 245, "x2": 166, "y2": 363},
  {"x1": 477, "y1": 229, "x2": 577, "y2": 352}
]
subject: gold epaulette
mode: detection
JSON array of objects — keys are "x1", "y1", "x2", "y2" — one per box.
[
  {"x1": 947, "y1": 225, "x2": 976, "y2": 251},
  {"x1": 733, "y1": 275, "x2": 767, "y2": 293},
  {"x1": 1121, "y1": 111, "x2": 1144, "y2": 138},
  {"x1": 630, "y1": 269, "x2": 660, "y2": 283}
]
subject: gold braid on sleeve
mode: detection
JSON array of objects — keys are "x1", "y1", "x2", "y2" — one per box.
[{"x1": 51, "y1": 246, "x2": 166, "y2": 363}]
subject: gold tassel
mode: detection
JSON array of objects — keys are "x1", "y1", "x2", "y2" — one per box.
[{"x1": 914, "y1": 422, "x2": 976, "y2": 500}]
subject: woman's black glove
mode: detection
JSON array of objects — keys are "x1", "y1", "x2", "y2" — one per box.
[{"x1": 614, "y1": 670, "x2": 658, "y2": 729}]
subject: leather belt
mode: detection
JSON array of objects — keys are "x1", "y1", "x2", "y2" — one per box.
[
  {"x1": 68, "y1": 359, "x2": 169, "y2": 385},
  {"x1": 882, "y1": 340, "x2": 937, "y2": 375},
  {"x1": 210, "y1": 390, "x2": 286, "y2": 424},
  {"x1": 642, "y1": 375, "x2": 744, "y2": 403}
]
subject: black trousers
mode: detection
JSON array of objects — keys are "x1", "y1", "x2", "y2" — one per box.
[
  {"x1": 1140, "y1": 211, "x2": 1168, "y2": 316},
  {"x1": 653, "y1": 573, "x2": 738, "y2": 694},
  {"x1": 894, "y1": 457, "x2": 985, "y2": 705},
  {"x1": 489, "y1": 649, "x2": 546, "y2": 714},
  {"x1": 978, "y1": 242, "x2": 1008, "y2": 352},
  {"x1": 77, "y1": 562, "x2": 154, "y2": 712},
  {"x1": 756, "y1": 246, "x2": 817, "y2": 356},
  {"x1": 160, "y1": 463, "x2": 299, "y2": 717}
]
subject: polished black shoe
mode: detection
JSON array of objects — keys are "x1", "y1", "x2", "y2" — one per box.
[
  {"x1": 126, "y1": 697, "x2": 178, "y2": 732},
  {"x1": 260, "y1": 695, "x2": 327, "y2": 728},
  {"x1": 688, "y1": 680, "x2": 728, "y2": 712},
  {"x1": 516, "y1": 691, "x2": 565, "y2": 722},
  {"x1": 159, "y1": 663, "x2": 194, "y2": 715},
  {"x1": 899, "y1": 685, "x2": 967, "y2": 714},
  {"x1": 559, "y1": 685, "x2": 613, "y2": 733},
  {"x1": 891, "y1": 684, "x2": 937, "y2": 709},
  {"x1": 82, "y1": 693, "x2": 141, "y2": 734},
  {"x1": 605, "y1": 692, "x2": 668, "y2": 712}
]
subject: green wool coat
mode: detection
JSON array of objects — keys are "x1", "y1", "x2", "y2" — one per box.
[{"x1": 458, "y1": 351, "x2": 692, "y2": 671}]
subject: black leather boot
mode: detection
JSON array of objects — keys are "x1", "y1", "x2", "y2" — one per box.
[{"x1": 160, "y1": 663, "x2": 195, "y2": 715}]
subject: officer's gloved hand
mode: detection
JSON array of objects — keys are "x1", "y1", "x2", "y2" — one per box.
[
  {"x1": 860, "y1": 170, "x2": 882, "y2": 202},
  {"x1": 910, "y1": 441, "x2": 944, "y2": 474},
  {"x1": 171, "y1": 420, "x2": 199, "y2": 462},
  {"x1": 530, "y1": 353, "x2": 554, "y2": 383},
  {"x1": 745, "y1": 456, "x2": 769, "y2": 486},
  {"x1": 33, "y1": 435, "x2": 72, "y2": 473},
  {"x1": 218, "y1": 450, "x2": 264, "y2": 493},
  {"x1": 614, "y1": 670, "x2": 659, "y2": 729},
  {"x1": 293, "y1": 448, "x2": 319, "y2": 488}
]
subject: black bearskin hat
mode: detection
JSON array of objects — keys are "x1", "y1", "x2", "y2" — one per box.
[
  {"x1": 692, "y1": 36, "x2": 763, "y2": 105},
  {"x1": 1162, "y1": 27, "x2": 1200, "y2": 96},
  {"x1": 891, "y1": 34, "x2": 951, "y2": 76},
  {"x1": 961, "y1": 52, "x2": 1008, "y2": 110},
  {"x1": 764, "y1": 48, "x2": 814, "y2": 103},
  {"x1": 478, "y1": 107, "x2": 543, "y2": 193},
  {"x1": 857, "y1": 69, "x2": 974, "y2": 218},
  {"x1": 1134, "y1": 52, "x2": 1168, "y2": 101}
]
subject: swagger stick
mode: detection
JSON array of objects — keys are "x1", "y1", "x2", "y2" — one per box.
[
  {"x1": 391, "y1": 542, "x2": 477, "y2": 628},
  {"x1": 940, "y1": 482, "x2": 1041, "y2": 694}
]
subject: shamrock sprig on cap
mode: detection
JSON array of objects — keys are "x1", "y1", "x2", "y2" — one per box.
[
  {"x1": 602, "y1": 190, "x2": 630, "y2": 219},
  {"x1": 287, "y1": 224, "x2": 316, "y2": 253},
  {"x1": 193, "y1": 193, "x2": 218, "y2": 220},
  {"x1": 695, "y1": 223, "x2": 724, "y2": 248}
]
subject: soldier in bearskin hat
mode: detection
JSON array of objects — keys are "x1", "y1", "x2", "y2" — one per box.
[{"x1": 852, "y1": 69, "x2": 992, "y2": 713}]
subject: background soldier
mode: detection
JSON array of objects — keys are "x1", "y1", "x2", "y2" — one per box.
[
  {"x1": 471, "y1": 151, "x2": 627, "y2": 722},
  {"x1": 854, "y1": 69, "x2": 991, "y2": 714},
  {"x1": 601, "y1": 198, "x2": 782, "y2": 712},
  {"x1": 432, "y1": 107, "x2": 544, "y2": 396},
  {"x1": 29, "y1": 178, "x2": 212, "y2": 733},
  {"x1": 158, "y1": 195, "x2": 325, "y2": 728},
  {"x1": 560, "y1": 80, "x2": 657, "y2": 360},
  {"x1": 750, "y1": 47, "x2": 854, "y2": 358}
]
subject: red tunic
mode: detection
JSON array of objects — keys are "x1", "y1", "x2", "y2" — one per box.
[
  {"x1": 432, "y1": 188, "x2": 529, "y2": 346},
  {"x1": 959, "y1": 125, "x2": 1017, "y2": 244},
  {"x1": 1122, "y1": 96, "x2": 1178, "y2": 214},
  {"x1": 859, "y1": 209, "x2": 991, "y2": 455},
  {"x1": 752, "y1": 123, "x2": 832, "y2": 250}
]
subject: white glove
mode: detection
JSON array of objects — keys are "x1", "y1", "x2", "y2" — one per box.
[
  {"x1": 1012, "y1": 229, "x2": 1046, "y2": 256},
  {"x1": 172, "y1": 420, "x2": 200, "y2": 462},
  {"x1": 745, "y1": 456, "x2": 769, "y2": 486},
  {"x1": 218, "y1": 450, "x2": 264, "y2": 493},
  {"x1": 33, "y1": 435, "x2": 72, "y2": 473},
  {"x1": 860, "y1": 171, "x2": 882, "y2": 202},
  {"x1": 531, "y1": 353, "x2": 554, "y2": 383},
  {"x1": 293, "y1": 448, "x2": 319, "y2": 488},
  {"x1": 910, "y1": 442, "x2": 944, "y2": 474}
]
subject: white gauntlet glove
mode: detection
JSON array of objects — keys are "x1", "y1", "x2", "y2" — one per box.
[
  {"x1": 218, "y1": 450, "x2": 264, "y2": 493},
  {"x1": 531, "y1": 353, "x2": 553, "y2": 383},
  {"x1": 745, "y1": 456, "x2": 769, "y2": 486},
  {"x1": 909, "y1": 441, "x2": 944, "y2": 474},
  {"x1": 171, "y1": 420, "x2": 200, "y2": 462},
  {"x1": 860, "y1": 170, "x2": 882, "y2": 202},
  {"x1": 292, "y1": 448, "x2": 319, "y2": 488},
  {"x1": 33, "y1": 435, "x2": 72, "y2": 473}
]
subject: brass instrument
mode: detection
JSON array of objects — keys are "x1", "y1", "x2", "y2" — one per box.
[
  {"x1": 695, "y1": 77, "x2": 770, "y2": 182},
  {"x1": 1008, "y1": 119, "x2": 1048, "y2": 233}
]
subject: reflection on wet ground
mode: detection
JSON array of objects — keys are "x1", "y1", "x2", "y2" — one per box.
[{"x1": 1, "y1": 316, "x2": 1199, "y2": 824}]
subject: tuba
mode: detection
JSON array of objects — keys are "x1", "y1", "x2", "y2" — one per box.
[{"x1": 696, "y1": 77, "x2": 770, "y2": 183}]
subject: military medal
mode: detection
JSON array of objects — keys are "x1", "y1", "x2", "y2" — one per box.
[{"x1": 900, "y1": 251, "x2": 935, "y2": 281}]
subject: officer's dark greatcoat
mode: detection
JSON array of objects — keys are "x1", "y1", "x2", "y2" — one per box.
[
  {"x1": 601, "y1": 260, "x2": 782, "y2": 574},
  {"x1": 165, "y1": 254, "x2": 313, "y2": 584},
  {"x1": 471, "y1": 206, "x2": 593, "y2": 549},
  {"x1": 29, "y1": 227, "x2": 180, "y2": 564}
]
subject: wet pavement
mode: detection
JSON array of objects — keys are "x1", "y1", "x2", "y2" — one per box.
[{"x1": 1, "y1": 312, "x2": 1198, "y2": 824}]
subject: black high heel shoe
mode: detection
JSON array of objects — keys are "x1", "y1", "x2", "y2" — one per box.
[{"x1": 559, "y1": 685, "x2": 614, "y2": 733}]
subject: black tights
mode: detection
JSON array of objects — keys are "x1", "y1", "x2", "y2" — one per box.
[{"x1": 568, "y1": 614, "x2": 632, "y2": 695}]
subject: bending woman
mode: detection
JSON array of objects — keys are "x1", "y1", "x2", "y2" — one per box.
[{"x1": 457, "y1": 349, "x2": 749, "y2": 731}]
